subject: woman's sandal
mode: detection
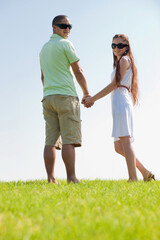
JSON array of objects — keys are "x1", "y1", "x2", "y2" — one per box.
[{"x1": 143, "y1": 172, "x2": 155, "y2": 182}]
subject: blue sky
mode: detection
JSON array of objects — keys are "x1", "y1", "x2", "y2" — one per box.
[{"x1": 0, "y1": 0, "x2": 160, "y2": 181}]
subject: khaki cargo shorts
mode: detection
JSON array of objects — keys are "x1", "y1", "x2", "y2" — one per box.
[{"x1": 42, "y1": 95, "x2": 82, "y2": 149}]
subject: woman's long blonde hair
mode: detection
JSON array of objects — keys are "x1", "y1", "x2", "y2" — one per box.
[{"x1": 112, "y1": 34, "x2": 138, "y2": 105}]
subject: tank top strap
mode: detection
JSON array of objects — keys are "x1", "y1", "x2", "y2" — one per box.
[
  {"x1": 123, "y1": 55, "x2": 131, "y2": 64},
  {"x1": 122, "y1": 56, "x2": 132, "y2": 70}
]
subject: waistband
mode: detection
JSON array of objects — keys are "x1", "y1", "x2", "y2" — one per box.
[{"x1": 118, "y1": 85, "x2": 130, "y2": 92}]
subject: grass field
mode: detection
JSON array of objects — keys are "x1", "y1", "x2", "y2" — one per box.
[{"x1": 0, "y1": 179, "x2": 160, "y2": 240}]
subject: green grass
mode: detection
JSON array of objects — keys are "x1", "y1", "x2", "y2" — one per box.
[{"x1": 0, "y1": 180, "x2": 160, "y2": 240}]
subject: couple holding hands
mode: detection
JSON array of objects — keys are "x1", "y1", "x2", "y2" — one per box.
[{"x1": 40, "y1": 15, "x2": 154, "y2": 184}]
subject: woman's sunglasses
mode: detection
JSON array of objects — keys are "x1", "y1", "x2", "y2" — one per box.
[
  {"x1": 55, "y1": 24, "x2": 72, "y2": 30},
  {"x1": 111, "y1": 43, "x2": 128, "y2": 49}
]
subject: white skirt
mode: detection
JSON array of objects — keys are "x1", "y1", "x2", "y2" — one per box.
[{"x1": 111, "y1": 88, "x2": 134, "y2": 142}]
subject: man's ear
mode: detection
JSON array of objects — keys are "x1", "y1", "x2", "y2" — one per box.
[{"x1": 53, "y1": 25, "x2": 56, "y2": 33}]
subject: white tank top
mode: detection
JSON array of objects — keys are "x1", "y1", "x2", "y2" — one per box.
[{"x1": 111, "y1": 56, "x2": 132, "y2": 88}]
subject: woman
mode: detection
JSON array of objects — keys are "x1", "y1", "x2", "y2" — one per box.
[{"x1": 84, "y1": 34, "x2": 154, "y2": 181}]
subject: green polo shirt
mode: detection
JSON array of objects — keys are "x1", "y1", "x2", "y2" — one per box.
[{"x1": 40, "y1": 34, "x2": 80, "y2": 97}]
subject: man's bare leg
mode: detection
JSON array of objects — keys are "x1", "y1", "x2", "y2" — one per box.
[
  {"x1": 44, "y1": 145, "x2": 58, "y2": 184},
  {"x1": 62, "y1": 144, "x2": 79, "y2": 183}
]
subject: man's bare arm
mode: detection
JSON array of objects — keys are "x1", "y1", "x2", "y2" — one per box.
[
  {"x1": 71, "y1": 61, "x2": 90, "y2": 97},
  {"x1": 41, "y1": 70, "x2": 44, "y2": 85}
]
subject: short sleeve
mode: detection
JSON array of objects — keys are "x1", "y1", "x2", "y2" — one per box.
[{"x1": 63, "y1": 40, "x2": 80, "y2": 64}]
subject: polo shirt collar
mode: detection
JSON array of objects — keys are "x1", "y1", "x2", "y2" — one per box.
[{"x1": 50, "y1": 34, "x2": 63, "y2": 40}]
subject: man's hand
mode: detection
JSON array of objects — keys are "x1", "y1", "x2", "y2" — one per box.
[{"x1": 81, "y1": 95, "x2": 94, "y2": 108}]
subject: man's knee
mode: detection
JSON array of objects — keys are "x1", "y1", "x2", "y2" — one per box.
[{"x1": 44, "y1": 145, "x2": 56, "y2": 153}]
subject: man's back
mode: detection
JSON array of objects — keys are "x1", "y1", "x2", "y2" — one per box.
[
  {"x1": 40, "y1": 34, "x2": 79, "y2": 97},
  {"x1": 40, "y1": 15, "x2": 91, "y2": 184}
]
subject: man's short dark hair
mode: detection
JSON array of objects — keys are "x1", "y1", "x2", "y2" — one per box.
[{"x1": 52, "y1": 15, "x2": 68, "y2": 27}]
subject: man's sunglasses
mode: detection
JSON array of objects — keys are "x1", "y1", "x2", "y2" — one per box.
[
  {"x1": 55, "y1": 24, "x2": 72, "y2": 30},
  {"x1": 111, "y1": 43, "x2": 128, "y2": 49}
]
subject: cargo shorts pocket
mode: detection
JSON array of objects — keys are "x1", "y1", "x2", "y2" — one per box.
[
  {"x1": 68, "y1": 116, "x2": 82, "y2": 123},
  {"x1": 66, "y1": 116, "x2": 81, "y2": 144},
  {"x1": 67, "y1": 116, "x2": 82, "y2": 137}
]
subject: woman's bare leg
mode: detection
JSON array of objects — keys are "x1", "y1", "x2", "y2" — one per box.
[
  {"x1": 114, "y1": 140, "x2": 152, "y2": 179},
  {"x1": 118, "y1": 137, "x2": 137, "y2": 181}
]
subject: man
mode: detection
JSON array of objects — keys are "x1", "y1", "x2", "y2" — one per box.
[{"x1": 40, "y1": 15, "x2": 91, "y2": 184}]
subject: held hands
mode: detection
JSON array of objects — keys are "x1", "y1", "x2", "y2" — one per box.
[{"x1": 81, "y1": 95, "x2": 95, "y2": 108}]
